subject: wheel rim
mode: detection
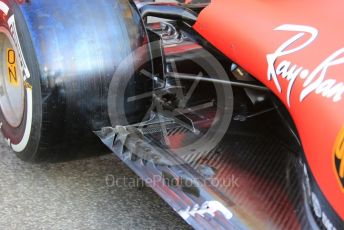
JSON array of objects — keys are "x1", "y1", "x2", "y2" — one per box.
[{"x1": 0, "y1": 29, "x2": 25, "y2": 128}]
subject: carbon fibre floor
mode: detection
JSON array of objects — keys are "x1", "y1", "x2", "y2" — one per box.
[
  {"x1": 97, "y1": 107, "x2": 314, "y2": 229},
  {"x1": 150, "y1": 114, "x2": 311, "y2": 229}
]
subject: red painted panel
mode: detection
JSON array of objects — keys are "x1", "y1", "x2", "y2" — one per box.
[{"x1": 194, "y1": 0, "x2": 344, "y2": 220}]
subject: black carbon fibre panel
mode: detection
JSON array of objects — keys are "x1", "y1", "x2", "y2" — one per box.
[
  {"x1": 96, "y1": 108, "x2": 316, "y2": 229},
  {"x1": 144, "y1": 115, "x2": 312, "y2": 229}
]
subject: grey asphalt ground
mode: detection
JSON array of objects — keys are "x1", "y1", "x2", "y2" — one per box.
[{"x1": 0, "y1": 136, "x2": 190, "y2": 230}]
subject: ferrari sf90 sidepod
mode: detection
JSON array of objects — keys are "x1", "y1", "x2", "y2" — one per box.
[{"x1": 194, "y1": 0, "x2": 344, "y2": 228}]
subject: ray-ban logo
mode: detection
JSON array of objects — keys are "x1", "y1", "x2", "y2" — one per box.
[{"x1": 267, "y1": 24, "x2": 344, "y2": 106}]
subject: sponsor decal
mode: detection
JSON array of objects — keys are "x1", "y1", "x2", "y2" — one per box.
[
  {"x1": 267, "y1": 24, "x2": 344, "y2": 106},
  {"x1": 334, "y1": 127, "x2": 344, "y2": 191}
]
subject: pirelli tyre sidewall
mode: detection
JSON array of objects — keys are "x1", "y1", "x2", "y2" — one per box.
[{"x1": 0, "y1": 0, "x2": 41, "y2": 159}]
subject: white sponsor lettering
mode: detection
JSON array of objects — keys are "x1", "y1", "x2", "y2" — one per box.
[
  {"x1": 7, "y1": 15, "x2": 30, "y2": 81},
  {"x1": 267, "y1": 24, "x2": 344, "y2": 106},
  {"x1": 0, "y1": 1, "x2": 9, "y2": 15}
]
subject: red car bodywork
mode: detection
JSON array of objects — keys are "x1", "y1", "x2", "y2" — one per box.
[{"x1": 194, "y1": 0, "x2": 344, "y2": 220}]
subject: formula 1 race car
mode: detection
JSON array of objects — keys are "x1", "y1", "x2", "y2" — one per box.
[{"x1": 0, "y1": 0, "x2": 343, "y2": 229}]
